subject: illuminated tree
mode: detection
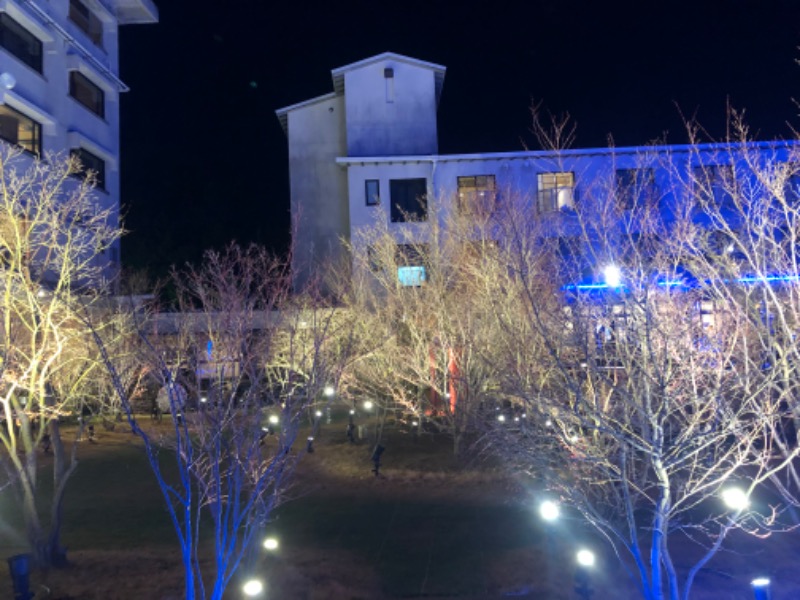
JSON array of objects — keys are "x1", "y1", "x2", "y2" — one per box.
[
  {"x1": 473, "y1": 124, "x2": 800, "y2": 599},
  {"x1": 0, "y1": 146, "x2": 121, "y2": 566},
  {"x1": 88, "y1": 243, "x2": 355, "y2": 600}
]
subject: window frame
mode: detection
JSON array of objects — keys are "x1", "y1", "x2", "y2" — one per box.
[
  {"x1": 70, "y1": 147, "x2": 107, "y2": 191},
  {"x1": 0, "y1": 103, "x2": 42, "y2": 155},
  {"x1": 68, "y1": 0, "x2": 103, "y2": 47},
  {"x1": 69, "y1": 71, "x2": 105, "y2": 118},
  {"x1": 457, "y1": 174, "x2": 497, "y2": 215},
  {"x1": 615, "y1": 168, "x2": 657, "y2": 211},
  {"x1": 0, "y1": 13, "x2": 43, "y2": 73},
  {"x1": 389, "y1": 178, "x2": 428, "y2": 223},
  {"x1": 365, "y1": 179, "x2": 380, "y2": 206},
  {"x1": 537, "y1": 172, "x2": 575, "y2": 213}
]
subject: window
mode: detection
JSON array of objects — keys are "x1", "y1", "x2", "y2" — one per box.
[
  {"x1": 365, "y1": 179, "x2": 380, "y2": 206},
  {"x1": 390, "y1": 178, "x2": 427, "y2": 222},
  {"x1": 396, "y1": 244, "x2": 427, "y2": 287},
  {"x1": 69, "y1": 71, "x2": 105, "y2": 118},
  {"x1": 69, "y1": 0, "x2": 103, "y2": 47},
  {"x1": 537, "y1": 172, "x2": 575, "y2": 213},
  {"x1": 457, "y1": 175, "x2": 496, "y2": 215},
  {"x1": 0, "y1": 13, "x2": 42, "y2": 73},
  {"x1": 693, "y1": 164, "x2": 733, "y2": 206},
  {"x1": 70, "y1": 147, "x2": 106, "y2": 190},
  {"x1": 0, "y1": 104, "x2": 41, "y2": 154},
  {"x1": 615, "y1": 168, "x2": 656, "y2": 211}
]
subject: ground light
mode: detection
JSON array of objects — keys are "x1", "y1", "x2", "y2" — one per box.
[
  {"x1": 721, "y1": 486, "x2": 750, "y2": 511},
  {"x1": 539, "y1": 500, "x2": 560, "y2": 522},
  {"x1": 263, "y1": 537, "x2": 279, "y2": 551},
  {"x1": 751, "y1": 577, "x2": 771, "y2": 600},
  {"x1": 242, "y1": 578, "x2": 264, "y2": 597}
]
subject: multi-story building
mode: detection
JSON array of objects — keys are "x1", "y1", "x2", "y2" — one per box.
[
  {"x1": 0, "y1": 0, "x2": 158, "y2": 280},
  {"x1": 277, "y1": 52, "x2": 799, "y2": 290}
]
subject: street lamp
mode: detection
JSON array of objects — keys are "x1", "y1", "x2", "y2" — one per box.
[
  {"x1": 721, "y1": 486, "x2": 750, "y2": 512},
  {"x1": 363, "y1": 400, "x2": 374, "y2": 411},
  {"x1": 323, "y1": 386, "x2": 335, "y2": 398},
  {"x1": 576, "y1": 549, "x2": 595, "y2": 568},
  {"x1": 268, "y1": 414, "x2": 279, "y2": 425}
]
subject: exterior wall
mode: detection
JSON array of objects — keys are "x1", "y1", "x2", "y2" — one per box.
[
  {"x1": 343, "y1": 59, "x2": 438, "y2": 157},
  {"x1": 0, "y1": 0, "x2": 157, "y2": 283},
  {"x1": 286, "y1": 95, "x2": 348, "y2": 290}
]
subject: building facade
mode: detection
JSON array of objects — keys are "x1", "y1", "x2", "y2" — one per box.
[
  {"x1": 277, "y1": 52, "x2": 799, "y2": 290},
  {"x1": 0, "y1": 0, "x2": 158, "y2": 280}
]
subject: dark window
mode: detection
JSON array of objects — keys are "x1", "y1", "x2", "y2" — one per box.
[
  {"x1": 69, "y1": 0, "x2": 103, "y2": 47},
  {"x1": 0, "y1": 104, "x2": 41, "y2": 154},
  {"x1": 615, "y1": 168, "x2": 657, "y2": 211},
  {"x1": 0, "y1": 13, "x2": 42, "y2": 73},
  {"x1": 537, "y1": 172, "x2": 575, "y2": 213},
  {"x1": 390, "y1": 178, "x2": 427, "y2": 222},
  {"x1": 365, "y1": 179, "x2": 380, "y2": 206},
  {"x1": 70, "y1": 147, "x2": 106, "y2": 190},
  {"x1": 693, "y1": 164, "x2": 733, "y2": 206},
  {"x1": 457, "y1": 175, "x2": 496, "y2": 215},
  {"x1": 69, "y1": 71, "x2": 104, "y2": 118}
]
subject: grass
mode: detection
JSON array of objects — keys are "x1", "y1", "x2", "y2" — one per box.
[{"x1": 0, "y1": 409, "x2": 798, "y2": 599}]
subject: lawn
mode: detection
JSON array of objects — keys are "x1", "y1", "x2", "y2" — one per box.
[{"x1": 0, "y1": 410, "x2": 796, "y2": 599}]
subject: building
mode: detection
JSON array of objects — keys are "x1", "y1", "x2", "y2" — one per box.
[
  {"x1": 276, "y1": 52, "x2": 799, "y2": 290},
  {"x1": 0, "y1": 0, "x2": 158, "y2": 281}
]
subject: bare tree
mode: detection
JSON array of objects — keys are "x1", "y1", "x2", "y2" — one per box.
[
  {"x1": 0, "y1": 146, "x2": 121, "y2": 566},
  {"x1": 472, "y1": 129, "x2": 800, "y2": 599},
  {"x1": 86, "y1": 243, "x2": 354, "y2": 600}
]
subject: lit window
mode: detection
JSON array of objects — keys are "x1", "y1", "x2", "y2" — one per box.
[
  {"x1": 0, "y1": 104, "x2": 41, "y2": 155},
  {"x1": 615, "y1": 168, "x2": 656, "y2": 211},
  {"x1": 69, "y1": 0, "x2": 103, "y2": 47},
  {"x1": 0, "y1": 13, "x2": 42, "y2": 73},
  {"x1": 69, "y1": 71, "x2": 105, "y2": 118},
  {"x1": 70, "y1": 147, "x2": 106, "y2": 190},
  {"x1": 457, "y1": 175, "x2": 496, "y2": 215},
  {"x1": 390, "y1": 178, "x2": 427, "y2": 222},
  {"x1": 537, "y1": 172, "x2": 575, "y2": 213},
  {"x1": 365, "y1": 179, "x2": 380, "y2": 206}
]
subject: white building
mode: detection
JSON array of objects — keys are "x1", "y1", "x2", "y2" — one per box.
[
  {"x1": 0, "y1": 0, "x2": 158, "y2": 280},
  {"x1": 277, "y1": 52, "x2": 799, "y2": 290}
]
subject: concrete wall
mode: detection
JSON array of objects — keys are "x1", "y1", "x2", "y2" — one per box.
[
  {"x1": 343, "y1": 59, "x2": 438, "y2": 157},
  {"x1": 286, "y1": 94, "x2": 348, "y2": 290},
  {"x1": 0, "y1": 0, "x2": 155, "y2": 282}
]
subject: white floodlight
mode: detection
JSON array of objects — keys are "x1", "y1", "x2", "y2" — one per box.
[
  {"x1": 323, "y1": 386, "x2": 335, "y2": 397},
  {"x1": 363, "y1": 400, "x2": 374, "y2": 411},
  {"x1": 200, "y1": 396, "x2": 207, "y2": 404},
  {"x1": 497, "y1": 414, "x2": 506, "y2": 423},
  {"x1": 315, "y1": 410, "x2": 323, "y2": 417},
  {"x1": 751, "y1": 577, "x2": 770, "y2": 587},
  {"x1": 268, "y1": 415, "x2": 279, "y2": 425},
  {"x1": 263, "y1": 536, "x2": 279, "y2": 551},
  {"x1": 412, "y1": 420, "x2": 419, "y2": 427},
  {"x1": 539, "y1": 500, "x2": 560, "y2": 522},
  {"x1": 603, "y1": 264, "x2": 622, "y2": 288},
  {"x1": 349, "y1": 409, "x2": 355, "y2": 415},
  {"x1": 576, "y1": 548, "x2": 596, "y2": 568},
  {"x1": 242, "y1": 579, "x2": 264, "y2": 596},
  {"x1": 721, "y1": 486, "x2": 750, "y2": 511}
]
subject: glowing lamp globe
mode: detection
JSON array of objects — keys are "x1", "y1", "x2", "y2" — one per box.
[
  {"x1": 576, "y1": 549, "x2": 596, "y2": 567},
  {"x1": 242, "y1": 579, "x2": 263, "y2": 596}
]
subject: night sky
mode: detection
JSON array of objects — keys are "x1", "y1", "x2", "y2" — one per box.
[{"x1": 118, "y1": 0, "x2": 800, "y2": 279}]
